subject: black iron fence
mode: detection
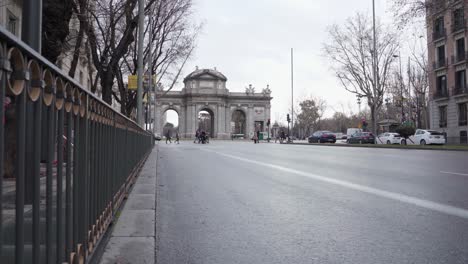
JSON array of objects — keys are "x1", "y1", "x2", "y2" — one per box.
[{"x1": 0, "y1": 27, "x2": 154, "y2": 263}]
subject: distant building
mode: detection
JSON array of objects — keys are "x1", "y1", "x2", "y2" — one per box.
[
  {"x1": 427, "y1": 0, "x2": 468, "y2": 144},
  {"x1": 0, "y1": 0, "x2": 23, "y2": 38},
  {"x1": 154, "y1": 68, "x2": 273, "y2": 139}
]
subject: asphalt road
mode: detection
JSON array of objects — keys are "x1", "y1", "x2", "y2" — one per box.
[{"x1": 156, "y1": 141, "x2": 468, "y2": 264}]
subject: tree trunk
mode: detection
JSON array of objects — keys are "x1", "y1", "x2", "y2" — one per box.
[
  {"x1": 42, "y1": 0, "x2": 74, "y2": 62},
  {"x1": 68, "y1": 21, "x2": 85, "y2": 78},
  {"x1": 370, "y1": 104, "x2": 378, "y2": 135},
  {"x1": 100, "y1": 71, "x2": 114, "y2": 105}
]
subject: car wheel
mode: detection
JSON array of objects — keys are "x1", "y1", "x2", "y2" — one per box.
[
  {"x1": 420, "y1": 139, "x2": 426, "y2": 145},
  {"x1": 386, "y1": 140, "x2": 391, "y2": 145}
]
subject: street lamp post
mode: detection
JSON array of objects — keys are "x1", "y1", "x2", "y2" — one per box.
[{"x1": 136, "y1": 0, "x2": 145, "y2": 126}]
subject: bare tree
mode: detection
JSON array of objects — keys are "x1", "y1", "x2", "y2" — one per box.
[
  {"x1": 389, "y1": 0, "x2": 458, "y2": 28},
  {"x1": 295, "y1": 97, "x2": 327, "y2": 137},
  {"x1": 323, "y1": 13, "x2": 399, "y2": 135},
  {"x1": 116, "y1": 0, "x2": 201, "y2": 116}
]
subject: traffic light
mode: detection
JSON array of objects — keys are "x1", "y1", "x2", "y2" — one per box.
[
  {"x1": 286, "y1": 114, "x2": 290, "y2": 123},
  {"x1": 267, "y1": 119, "x2": 271, "y2": 126}
]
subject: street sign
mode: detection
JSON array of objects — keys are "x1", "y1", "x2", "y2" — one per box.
[
  {"x1": 128, "y1": 75, "x2": 138, "y2": 90},
  {"x1": 128, "y1": 75, "x2": 157, "y2": 90}
]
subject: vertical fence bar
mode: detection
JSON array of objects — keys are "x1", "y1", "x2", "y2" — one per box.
[
  {"x1": 82, "y1": 99, "x2": 89, "y2": 257},
  {"x1": 72, "y1": 113, "x2": 79, "y2": 250},
  {"x1": 56, "y1": 105, "x2": 64, "y2": 262},
  {"x1": 46, "y1": 102, "x2": 55, "y2": 263},
  {"x1": 88, "y1": 120, "x2": 94, "y2": 240},
  {"x1": 78, "y1": 114, "x2": 86, "y2": 246},
  {"x1": 32, "y1": 95, "x2": 42, "y2": 262},
  {"x1": 0, "y1": 45, "x2": 5, "y2": 260},
  {"x1": 15, "y1": 90, "x2": 26, "y2": 264},
  {"x1": 65, "y1": 110, "x2": 72, "y2": 258}
]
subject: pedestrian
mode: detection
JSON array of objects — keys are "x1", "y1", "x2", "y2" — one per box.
[
  {"x1": 256, "y1": 130, "x2": 261, "y2": 143},
  {"x1": 175, "y1": 132, "x2": 180, "y2": 144},
  {"x1": 165, "y1": 131, "x2": 172, "y2": 144},
  {"x1": 194, "y1": 129, "x2": 199, "y2": 143},
  {"x1": 253, "y1": 131, "x2": 258, "y2": 144}
]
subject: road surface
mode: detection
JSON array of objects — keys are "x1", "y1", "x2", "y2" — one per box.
[{"x1": 156, "y1": 141, "x2": 468, "y2": 264}]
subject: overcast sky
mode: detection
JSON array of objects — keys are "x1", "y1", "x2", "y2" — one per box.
[{"x1": 168, "y1": 0, "x2": 399, "y2": 124}]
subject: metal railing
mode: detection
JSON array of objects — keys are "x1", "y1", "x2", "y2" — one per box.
[
  {"x1": 451, "y1": 51, "x2": 468, "y2": 64},
  {"x1": 433, "y1": 27, "x2": 446, "y2": 40},
  {"x1": 453, "y1": 86, "x2": 468, "y2": 96},
  {"x1": 0, "y1": 26, "x2": 154, "y2": 263},
  {"x1": 434, "y1": 89, "x2": 449, "y2": 99},
  {"x1": 432, "y1": 58, "x2": 447, "y2": 70},
  {"x1": 452, "y1": 18, "x2": 466, "y2": 32}
]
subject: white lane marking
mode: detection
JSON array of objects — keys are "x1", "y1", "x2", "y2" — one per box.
[
  {"x1": 202, "y1": 149, "x2": 468, "y2": 220},
  {"x1": 441, "y1": 171, "x2": 468, "y2": 177}
]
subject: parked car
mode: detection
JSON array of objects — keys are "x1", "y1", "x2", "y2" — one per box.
[
  {"x1": 376, "y1": 132, "x2": 401, "y2": 144},
  {"x1": 346, "y1": 128, "x2": 362, "y2": 139},
  {"x1": 402, "y1": 129, "x2": 446, "y2": 145},
  {"x1": 347, "y1": 132, "x2": 375, "y2": 144},
  {"x1": 154, "y1": 133, "x2": 162, "y2": 141},
  {"x1": 308, "y1": 131, "x2": 336, "y2": 143},
  {"x1": 332, "y1": 132, "x2": 344, "y2": 140}
]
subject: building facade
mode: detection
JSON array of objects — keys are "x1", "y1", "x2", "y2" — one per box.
[
  {"x1": 427, "y1": 0, "x2": 468, "y2": 144},
  {"x1": 154, "y1": 68, "x2": 273, "y2": 139}
]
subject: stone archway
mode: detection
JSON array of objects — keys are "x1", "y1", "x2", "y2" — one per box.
[
  {"x1": 231, "y1": 109, "x2": 246, "y2": 136},
  {"x1": 197, "y1": 108, "x2": 215, "y2": 138},
  {"x1": 162, "y1": 108, "x2": 179, "y2": 138},
  {"x1": 157, "y1": 104, "x2": 184, "y2": 137}
]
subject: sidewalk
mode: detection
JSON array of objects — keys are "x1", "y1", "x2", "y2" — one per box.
[{"x1": 99, "y1": 146, "x2": 158, "y2": 264}]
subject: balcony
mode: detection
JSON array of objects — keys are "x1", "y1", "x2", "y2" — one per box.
[
  {"x1": 453, "y1": 86, "x2": 468, "y2": 96},
  {"x1": 433, "y1": 27, "x2": 446, "y2": 40},
  {"x1": 434, "y1": 89, "x2": 449, "y2": 99},
  {"x1": 452, "y1": 19, "x2": 466, "y2": 33},
  {"x1": 452, "y1": 52, "x2": 468, "y2": 64},
  {"x1": 433, "y1": 58, "x2": 448, "y2": 70}
]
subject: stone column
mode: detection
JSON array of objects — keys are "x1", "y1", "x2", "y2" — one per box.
[
  {"x1": 155, "y1": 104, "x2": 162, "y2": 135},
  {"x1": 247, "y1": 104, "x2": 254, "y2": 138},
  {"x1": 217, "y1": 104, "x2": 229, "y2": 139},
  {"x1": 178, "y1": 105, "x2": 186, "y2": 138}
]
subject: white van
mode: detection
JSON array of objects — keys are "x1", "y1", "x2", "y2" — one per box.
[{"x1": 346, "y1": 128, "x2": 362, "y2": 139}]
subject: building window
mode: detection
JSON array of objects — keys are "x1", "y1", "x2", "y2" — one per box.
[
  {"x1": 439, "y1": 105, "x2": 448, "y2": 128},
  {"x1": 434, "y1": 16, "x2": 445, "y2": 39},
  {"x1": 436, "y1": 75, "x2": 447, "y2": 97},
  {"x1": 455, "y1": 69, "x2": 466, "y2": 91},
  {"x1": 436, "y1": 45, "x2": 446, "y2": 67},
  {"x1": 459, "y1": 102, "x2": 467, "y2": 126},
  {"x1": 453, "y1": 8, "x2": 465, "y2": 32},
  {"x1": 7, "y1": 11, "x2": 17, "y2": 36},
  {"x1": 456, "y1": 38, "x2": 466, "y2": 62}
]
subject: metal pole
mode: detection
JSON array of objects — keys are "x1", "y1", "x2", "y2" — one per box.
[
  {"x1": 408, "y1": 57, "x2": 412, "y2": 123},
  {"x1": 137, "y1": 0, "x2": 145, "y2": 126},
  {"x1": 22, "y1": 0, "x2": 42, "y2": 51},
  {"x1": 291, "y1": 48, "x2": 294, "y2": 138},
  {"x1": 372, "y1": 0, "x2": 378, "y2": 134},
  {"x1": 399, "y1": 52, "x2": 404, "y2": 122},
  {"x1": 148, "y1": 12, "x2": 154, "y2": 133}
]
